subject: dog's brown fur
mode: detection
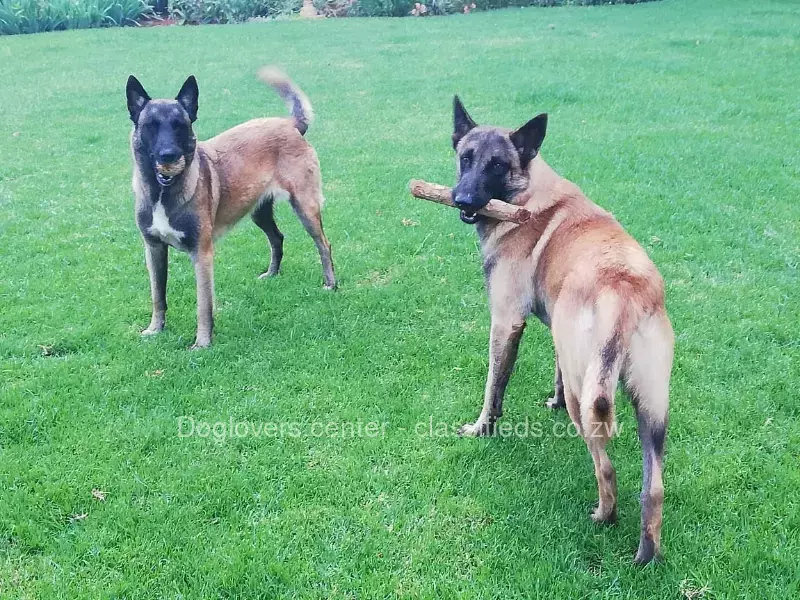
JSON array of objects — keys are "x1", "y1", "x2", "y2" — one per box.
[
  {"x1": 451, "y1": 99, "x2": 673, "y2": 564},
  {"x1": 128, "y1": 68, "x2": 335, "y2": 348}
]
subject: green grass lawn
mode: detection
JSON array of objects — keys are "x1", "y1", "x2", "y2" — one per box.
[{"x1": 1, "y1": 0, "x2": 799, "y2": 597}]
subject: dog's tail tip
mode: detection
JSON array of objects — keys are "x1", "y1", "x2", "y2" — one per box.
[
  {"x1": 257, "y1": 65, "x2": 314, "y2": 136},
  {"x1": 256, "y1": 65, "x2": 288, "y2": 87}
]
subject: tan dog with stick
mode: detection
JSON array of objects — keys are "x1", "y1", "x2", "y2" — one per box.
[{"x1": 410, "y1": 98, "x2": 673, "y2": 565}]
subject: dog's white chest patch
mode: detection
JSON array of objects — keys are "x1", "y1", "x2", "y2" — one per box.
[{"x1": 149, "y1": 201, "x2": 185, "y2": 248}]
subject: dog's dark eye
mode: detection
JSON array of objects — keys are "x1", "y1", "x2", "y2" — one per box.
[
  {"x1": 460, "y1": 154, "x2": 472, "y2": 170},
  {"x1": 170, "y1": 118, "x2": 184, "y2": 130},
  {"x1": 490, "y1": 161, "x2": 509, "y2": 176}
]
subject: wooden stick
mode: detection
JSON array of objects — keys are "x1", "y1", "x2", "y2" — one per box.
[{"x1": 408, "y1": 179, "x2": 531, "y2": 224}]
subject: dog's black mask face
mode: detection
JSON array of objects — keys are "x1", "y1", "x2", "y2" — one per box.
[
  {"x1": 451, "y1": 96, "x2": 547, "y2": 224},
  {"x1": 126, "y1": 75, "x2": 199, "y2": 187}
]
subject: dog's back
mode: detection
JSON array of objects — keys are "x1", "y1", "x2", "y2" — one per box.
[
  {"x1": 196, "y1": 69, "x2": 323, "y2": 239},
  {"x1": 481, "y1": 156, "x2": 666, "y2": 327},
  {"x1": 201, "y1": 118, "x2": 320, "y2": 229},
  {"x1": 526, "y1": 157, "x2": 666, "y2": 320}
]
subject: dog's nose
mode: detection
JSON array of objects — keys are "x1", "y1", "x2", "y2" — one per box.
[
  {"x1": 158, "y1": 149, "x2": 181, "y2": 164},
  {"x1": 453, "y1": 193, "x2": 475, "y2": 208}
]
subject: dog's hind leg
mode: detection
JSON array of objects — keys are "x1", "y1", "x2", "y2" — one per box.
[
  {"x1": 565, "y1": 296, "x2": 626, "y2": 524},
  {"x1": 624, "y1": 312, "x2": 672, "y2": 565},
  {"x1": 585, "y1": 418, "x2": 618, "y2": 525},
  {"x1": 288, "y1": 185, "x2": 336, "y2": 290},
  {"x1": 252, "y1": 198, "x2": 284, "y2": 278},
  {"x1": 556, "y1": 332, "x2": 618, "y2": 523},
  {"x1": 546, "y1": 352, "x2": 566, "y2": 410},
  {"x1": 579, "y1": 355, "x2": 621, "y2": 525}
]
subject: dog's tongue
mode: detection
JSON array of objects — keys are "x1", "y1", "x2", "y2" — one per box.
[{"x1": 460, "y1": 210, "x2": 479, "y2": 225}]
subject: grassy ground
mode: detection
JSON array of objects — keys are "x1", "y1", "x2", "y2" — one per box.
[{"x1": 1, "y1": 0, "x2": 799, "y2": 597}]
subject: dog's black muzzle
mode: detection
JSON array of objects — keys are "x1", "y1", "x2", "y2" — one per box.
[
  {"x1": 453, "y1": 191, "x2": 489, "y2": 225},
  {"x1": 151, "y1": 147, "x2": 187, "y2": 188}
]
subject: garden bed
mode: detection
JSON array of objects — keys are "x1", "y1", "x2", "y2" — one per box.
[{"x1": 0, "y1": 0, "x2": 659, "y2": 35}]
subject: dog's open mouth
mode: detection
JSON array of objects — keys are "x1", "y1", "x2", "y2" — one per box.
[
  {"x1": 155, "y1": 157, "x2": 186, "y2": 187},
  {"x1": 460, "y1": 210, "x2": 481, "y2": 225},
  {"x1": 156, "y1": 172, "x2": 176, "y2": 186}
]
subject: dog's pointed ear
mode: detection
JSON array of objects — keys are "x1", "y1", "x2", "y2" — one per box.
[
  {"x1": 453, "y1": 96, "x2": 477, "y2": 149},
  {"x1": 176, "y1": 75, "x2": 199, "y2": 122},
  {"x1": 510, "y1": 113, "x2": 547, "y2": 168},
  {"x1": 126, "y1": 76, "x2": 151, "y2": 124}
]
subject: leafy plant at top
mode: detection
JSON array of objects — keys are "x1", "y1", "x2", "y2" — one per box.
[
  {"x1": 167, "y1": 0, "x2": 301, "y2": 24},
  {"x1": 0, "y1": 0, "x2": 152, "y2": 35}
]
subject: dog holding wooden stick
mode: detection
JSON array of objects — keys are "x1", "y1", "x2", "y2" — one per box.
[{"x1": 412, "y1": 98, "x2": 673, "y2": 564}]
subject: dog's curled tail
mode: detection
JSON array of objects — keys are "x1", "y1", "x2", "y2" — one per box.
[{"x1": 258, "y1": 66, "x2": 314, "y2": 136}]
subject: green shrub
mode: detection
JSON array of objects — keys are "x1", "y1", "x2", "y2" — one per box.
[
  {"x1": 167, "y1": 0, "x2": 300, "y2": 24},
  {"x1": 475, "y1": 0, "x2": 652, "y2": 11},
  {"x1": 354, "y1": 0, "x2": 657, "y2": 17},
  {"x1": 0, "y1": 0, "x2": 658, "y2": 34},
  {"x1": 0, "y1": 0, "x2": 151, "y2": 35},
  {"x1": 352, "y1": 0, "x2": 411, "y2": 17}
]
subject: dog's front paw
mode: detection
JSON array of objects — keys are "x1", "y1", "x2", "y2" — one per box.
[
  {"x1": 258, "y1": 268, "x2": 280, "y2": 279},
  {"x1": 142, "y1": 313, "x2": 165, "y2": 337},
  {"x1": 190, "y1": 337, "x2": 211, "y2": 350},
  {"x1": 457, "y1": 420, "x2": 494, "y2": 437},
  {"x1": 590, "y1": 504, "x2": 617, "y2": 525},
  {"x1": 545, "y1": 395, "x2": 566, "y2": 410}
]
